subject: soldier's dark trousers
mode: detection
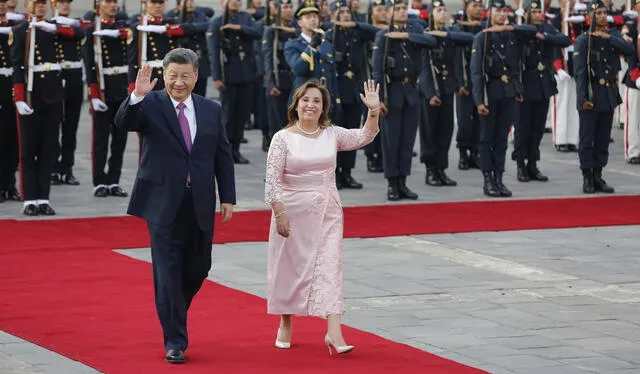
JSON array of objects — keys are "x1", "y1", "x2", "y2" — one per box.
[
  {"x1": 57, "y1": 72, "x2": 83, "y2": 176},
  {"x1": 337, "y1": 102, "x2": 363, "y2": 170},
  {"x1": 365, "y1": 134, "x2": 382, "y2": 158},
  {"x1": 479, "y1": 98, "x2": 515, "y2": 172},
  {"x1": 267, "y1": 90, "x2": 289, "y2": 138},
  {"x1": 221, "y1": 82, "x2": 253, "y2": 145},
  {"x1": 512, "y1": 99, "x2": 549, "y2": 162},
  {"x1": 578, "y1": 110, "x2": 614, "y2": 169},
  {"x1": 420, "y1": 94, "x2": 455, "y2": 169},
  {"x1": 19, "y1": 102, "x2": 62, "y2": 201},
  {"x1": 254, "y1": 83, "x2": 268, "y2": 138},
  {"x1": 382, "y1": 102, "x2": 419, "y2": 178},
  {"x1": 455, "y1": 92, "x2": 480, "y2": 152},
  {"x1": 0, "y1": 100, "x2": 19, "y2": 191},
  {"x1": 193, "y1": 78, "x2": 208, "y2": 97},
  {"x1": 92, "y1": 102, "x2": 128, "y2": 187}
]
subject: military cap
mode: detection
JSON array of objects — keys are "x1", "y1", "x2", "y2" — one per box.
[
  {"x1": 330, "y1": 0, "x2": 348, "y2": 12},
  {"x1": 385, "y1": 0, "x2": 407, "y2": 8},
  {"x1": 275, "y1": 0, "x2": 293, "y2": 5},
  {"x1": 429, "y1": 0, "x2": 446, "y2": 12},
  {"x1": 523, "y1": 0, "x2": 542, "y2": 9},
  {"x1": 371, "y1": 0, "x2": 386, "y2": 6},
  {"x1": 487, "y1": 0, "x2": 506, "y2": 9},
  {"x1": 588, "y1": 0, "x2": 606, "y2": 10},
  {"x1": 295, "y1": 0, "x2": 320, "y2": 17}
]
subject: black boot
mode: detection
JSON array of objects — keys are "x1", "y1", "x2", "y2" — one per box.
[
  {"x1": 366, "y1": 155, "x2": 383, "y2": 173},
  {"x1": 6, "y1": 187, "x2": 20, "y2": 201},
  {"x1": 398, "y1": 176, "x2": 418, "y2": 200},
  {"x1": 437, "y1": 169, "x2": 457, "y2": 186},
  {"x1": 387, "y1": 177, "x2": 400, "y2": 201},
  {"x1": 425, "y1": 167, "x2": 443, "y2": 186},
  {"x1": 341, "y1": 168, "x2": 363, "y2": 189},
  {"x1": 335, "y1": 169, "x2": 343, "y2": 190},
  {"x1": 0, "y1": 190, "x2": 5, "y2": 203},
  {"x1": 262, "y1": 135, "x2": 270, "y2": 152},
  {"x1": 50, "y1": 172, "x2": 61, "y2": 185},
  {"x1": 483, "y1": 171, "x2": 500, "y2": 197},
  {"x1": 458, "y1": 148, "x2": 470, "y2": 170},
  {"x1": 232, "y1": 143, "x2": 249, "y2": 164},
  {"x1": 494, "y1": 171, "x2": 512, "y2": 197},
  {"x1": 527, "y1": 161, "x2": 549, "y2": 182},
  {"x1": 582, "y1": 168, "x2": 595, "y2": 193},
  {"x1": 469, "y1": 150, "x2": 480, "y2": 169},
  {"x1": 593, "y1": 167, "x2": 614, "y2": 193},
  {"x1": 516, "y1": 160, "x2": 529, "y2": 182}
]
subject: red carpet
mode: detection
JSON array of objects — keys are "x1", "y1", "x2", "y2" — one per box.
[{"x1": 0, "y1": 246, "x2": 484, "y2": 373}]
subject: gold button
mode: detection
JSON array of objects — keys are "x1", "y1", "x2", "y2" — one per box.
[
  {"x1": 403, "y1": 67, "x2": 407, "y2": 72},
  {"x1": 40, "y1": 74, "x2": 45, "y2": 78}
]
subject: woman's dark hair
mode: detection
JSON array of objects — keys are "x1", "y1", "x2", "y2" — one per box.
[{"x1": 286, "y1": 80, "x2": 331, "y2": 128}]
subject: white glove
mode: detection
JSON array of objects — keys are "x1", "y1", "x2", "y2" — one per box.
[
  {"x1": 574, "y1": 3, "x2": 587, "y2": 11},
  {"x1": 407, "y1": 8, "x2": 419, "y2": 16},
  {"x1": 565, "y1": 15, "x2": 585, "y2": 23},
  {"x1": 636, "y1": 78, "x2": 640, "y2": 88},
  {"x1": 515, "y1": 7, "x2": 525, "y2": 17},
  {"x1": 16, "y1": 101, "x2": 34, "y2": 116},
  {"x1": 93, "y1": 29, "x2": 121, "y2": 38},
  {"x1": 607, "y1": 15, "x2": 614, "y2": 23},
  {"x1": 52, "y1": 16, "x2": 79, "y2": 26},
  {"x1": 91, "y1": 98, "x2": 108, "y2": 112},
  {"x1": 136, "y1": 25, "x2": 167, "y2": 34},
  {"x1": 6, "y1": 12, "x2": 25, "y2": 21},
  {"x1": 623, "y1": 10, "x2": 638, "y2": 19},
  {"x1": 0, "y1": 27, "x2": 12, "y2": 35},
  {"x1": 556, "y1": 69, "x2": 570, "y2": 81},
  {"x1": 545, "y1": 13, "x2": 557, "y2": 19},
  {"x1": 33, "y1": 21, "x2": 57, "y2": 33}
]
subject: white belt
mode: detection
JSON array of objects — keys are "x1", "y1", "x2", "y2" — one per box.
[
  {"x1": 33, "y1": 63, "x2": 62, "y2": 72},
  {"x1": 102, "y1": 65, "x2": 128, "y2": 76},
  {"x1": 61, "y1": 60, "x2": 83, "y2": 70},
  {"x1": 0, "y1": 67, "x2": 13, "y2": 76},
  {"x1": 147, "y1": 60, "x2": 163, "y2": 68},
  {"x1": 567, "y1": 45, "x2": 574, "y2": 53}
]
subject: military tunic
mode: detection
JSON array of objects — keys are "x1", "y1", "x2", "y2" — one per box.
[{"x1": 0, "y1": 18, "x2": 19, "y2": 199}]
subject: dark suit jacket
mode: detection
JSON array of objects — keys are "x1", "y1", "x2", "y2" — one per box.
[{"x1": 114, "y1": 89, "x2": 236, "y2": 231}]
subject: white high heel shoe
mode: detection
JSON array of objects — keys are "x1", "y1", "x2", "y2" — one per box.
[
  {"x1": 324, "y1": 334, "x2": 354, "y2": 355},
  {"x1": 274, "y1": 328, "x2": 291, "y2": 349}
]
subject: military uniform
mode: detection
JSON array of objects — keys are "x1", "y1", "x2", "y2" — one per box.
[
  {"x1": 208, "y1": 8, "x2": 261, "y2": 164},
  {"x1": 621, "y1": 2, "x2": 639, "y2": 163},
  {"x1": 470, "y1": 0, "x2": 536, "y2": 197},
  {"x1": 418, "y1": 0, "x2": 474, "y2": 187},
  {"x1": 573, "y1": 0, "x2": 635, "y2": 193},
  {"x1": 0, "y1": 17, "x2": 20, "y2": 203},
  {"x1": 84, "y1": 16, "x2": 131, "y2": 198},
  {"x1": 372, "y1": 0, "x2": 436, "y2": 200},
  {"x1": 10, "y1": 14, "x2": 83, "y2": 215},
  {"x1": 512, "y1": 0, "x2": 570, "y2": 183},
  {"x1": 325, "y1": 0, "x2": 378, "y2": 189}
]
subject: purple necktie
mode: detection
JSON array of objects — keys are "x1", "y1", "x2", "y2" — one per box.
[{"x1": 177, "y1": 102, "x2": 192, "y2": 152}]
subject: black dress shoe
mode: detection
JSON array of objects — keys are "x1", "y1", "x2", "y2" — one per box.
[
  {"x1": 262, "y1": 136, "x2": 270, "y2": 152},
  {"x1": 386, "y1": 177, "x2": 400, "y2": 201},
  {"x1": 398, "y1": 176, "x2": 418, "y2": 200},
  {"x1": 593, "y1": 167, "x2": 614, "y2": 193},
  {"x1": 5, "y1": 187, "x2": 20, "y2": 201},
  {"x1": 568, "y1": 144, "x2": 577, "y2": 152},
  {"x1": 0, "y1": 191, "x2": 5, "y2": 203},
  {"x1": 94, "y1": 186, "x2": 109, "y2": 197},
  {"x1": 628, "y1": 157, "x2": 640, "y2": 165},
  {"x1": 555, "y1": 144, "x2": 570, "y2": 152},
  {"x1": 61, "y1": 174, "x2": 80, "y2": 186},
  {"x1": 240, "y1": 138, "x2": 248, "y2": 144},
  {"x1": 233, "y1": 150, "x2": 250, "y2": 164},
  {"x1": 458, "y1": 149, "x2": 470, "y2": 170},
  {"x1": 23, "y1": 204, "x2": 39, "y2": 216},
  {"x1": 109, "y1": 186, "x2": 129, "y2": 197},
  {"x1": 582, "y1": 168, "x2": 595, "y2": 194},
  {"x1": 366, "y1": 156, "x2": 383, "y2": 173},
  {"x1": 341, "y1": 170, "x2": 363, "y2": 189},
  {"x1": 425, "y1": 168, "x2": 443, "y2": 186},
  {"x1": 437, "y1": 170, "x2": 457, "y2": 186},
  {"x1": 468, "y1": 151, "x2": 480, "y2": 169},
  {"x1": 38, "y1": 203, "x2": 56, "y2": 216},
  {"x1": 482, "y1": 171, "x2": 500, "y2": 197},
  {"x1": 494, "y1": 171, "x2": 512, "y2": 197},
  {"x1": 527, "y1": 165, "x2": 549, "y2": 182},
  {"x1": 165, "y1": 349, "x2": 185, "y2": 364},
  {"x1": 517, "y1": 166, "x2": 530, "y2": 182},
  {"x1": 50, "y1": 173, "x2": 61, "y2": 185}
]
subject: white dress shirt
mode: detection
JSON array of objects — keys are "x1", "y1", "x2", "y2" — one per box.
[{"x1": 130, "y1": 92, "x2": 197, "y2": 143}]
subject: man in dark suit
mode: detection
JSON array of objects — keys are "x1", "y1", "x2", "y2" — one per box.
[{"x1": 114, "y1": 48, "x2": 236, "y2": 364}]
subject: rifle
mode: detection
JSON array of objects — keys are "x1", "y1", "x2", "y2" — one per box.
[
  {"x1": 25, "y1": 5, "x2": 36, "y2": 107},
  {"x1": 138, "y1": 0, "x2": 148, "y2": 68},
  {"x1": 586, "y1": 5, "x2": 595, "y2": 101},
  {"x1": 562, "y1": 0, "x2": 570, "y2": 63},
  {"x1": 427, "y1": 6, "x2": 440, "y2": 98},
  {"x1": 482, "y1": 0, "x2": 492, "y2": 106},
  {"x1": 220, "y1": 1, "x2": 229, "y2": 83},
  {"x1": 180, "y1": 0, "x2": 188, "y2": 23},
  {"x1": 94, "y1": 0, "x2": 106, "y2": 101},
  {"x1": 51, "y1": 0, "x2": 59, "y2": 18},
  {"x1": 381, "y1": 1, "x2": 397, "y2": 106},
  {"x1": 272, "y1": 2, "x2": 281, "y2": 88},
  {"x1": 460, "y1": 8, "x2": 469, "y2": 89}
]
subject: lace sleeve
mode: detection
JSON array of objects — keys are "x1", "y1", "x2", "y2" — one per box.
[
  {"x1": 264, "y1": 131, "x2": 287, "y2": 206},
  {"x1": 333, "y1": 125, "x2": 379, "y2": 152}
]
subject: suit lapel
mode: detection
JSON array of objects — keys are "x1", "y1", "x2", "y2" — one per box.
[{"x1": 161, "y1": 89, "x2": 189, "y2": 155}]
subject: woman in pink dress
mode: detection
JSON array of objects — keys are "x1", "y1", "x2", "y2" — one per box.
[{"x1": 264, "y1": 79, "x2": 380, "y2": 355}]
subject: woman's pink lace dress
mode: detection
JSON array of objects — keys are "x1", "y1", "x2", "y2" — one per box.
[{"x1": 264, "y1": 125, "x2": 378, "y2": 317}]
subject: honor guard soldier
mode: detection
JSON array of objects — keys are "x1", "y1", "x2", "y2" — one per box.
[
  {"x1": 84, "y1": 0, "x2": 131, "y2": 198},
  {"x1": 512, "y1": 0, "x2": 570, "y2": 182},
  {"x1": 167, "y1": 0, "x2": 212, "y2": 97},
  {"x1": 0, "y1": 0, "x2": 20, "y2": 203},
  {"x1": 470, "y1": 0, "x2": 537, "y2": 198},
  {"x1": 208, "y1": 0, "x2": 262, "y2": 164},
  {"x1": 284, "y1": 0, "x2": 341, "y2": 118},
  {"x1": 573, "y1": 0, "x2": 634, "y2": 193},
  {"x1": 372, "y1": 0, "x2": 437, "y2": 201},
  {"x1": 10, "y1": 0, "x2": 83, "y2": 215},
  {"x1": 418, "y1": 0, "x2": 474, "y2": 187},
  {"x1": 50, "y1": 0, "x2": 88, "y2": 186},
  {"x1": 623, "y1": 0, "x2": 639, "y2": 164},
  {"x1": 263, "y1": 0, "x2": 296, "y2": 144},
  {"x1": 452, "y1": 0, "x2": 484, "y2": 171},
  {"x1": 325, "y1": 0, "x2": 377, "y2": 189}
]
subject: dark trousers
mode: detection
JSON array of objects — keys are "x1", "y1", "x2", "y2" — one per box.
[
  {"x1": 56, "y1": 75, "x2": 83, "y2": 175},
  {"x1": 420, "y1": 94, "x2": 455, "y2": 169},
  {"x1": 193, "y1": 78, "x2": 208, "y2": 98},
  {"x1": 455, "y1": 92, "x2": 480, "y2": 151},
  {"x1": 254, "y1": 82, "x2": 268, "y2": 137},
  {"x1": 92, "y1": 102, "x2": 128, "y2": 186},
  {"x1": 0, "y1": 101, "x2": 18, "y2": 190},
  {"x1": 221, "y1": 82, "x2": 253, "y2": 144},
  {"x1": 147, "y1": 189, "x2": 213, "y2": 351},
  {"x1": 382, "y1": 101, "x2": 419, "y2": 178},
  {"x1": 479, "y1": 98, "x2": 515, "y2": 172},
  {"x1": 266, "y1": 89, "x2": 289, "y2": 138},
  {"x1": 578, "y1": 110, "x2": 614, "y2": 169},
  {"x1": 512, "y1": 99, "x2": 549, "y2": 162},
  {"x1": 337, "y1": 102, "x2": 363, "y2": 171},
  {"x1": 19, "y1": 101, "x2": 62, "y2": 201}
]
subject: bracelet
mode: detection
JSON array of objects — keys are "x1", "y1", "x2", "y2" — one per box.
[{"x1": 274, "y1": 210, "x2": 286, "y2": 218}]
